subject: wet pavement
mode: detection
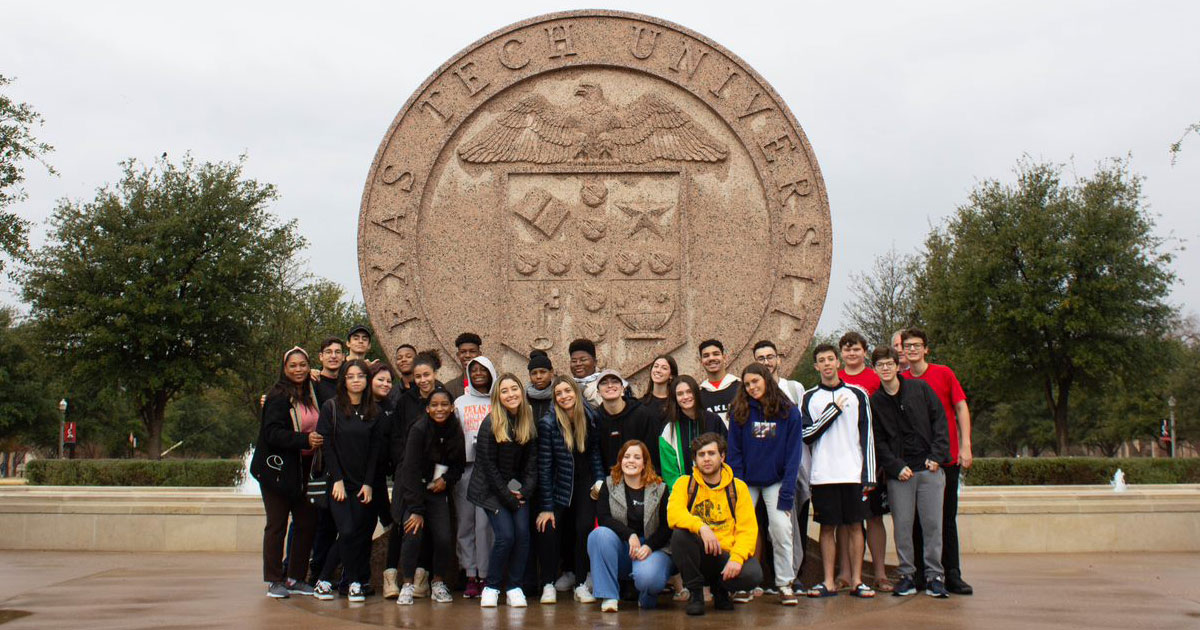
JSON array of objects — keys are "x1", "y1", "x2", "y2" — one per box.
[{"x1": 0, "y1": 551, "x2": 1198, "y2": 629}]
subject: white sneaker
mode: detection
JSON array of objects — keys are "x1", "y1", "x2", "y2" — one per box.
[
  {"x1": 540, "y1": 584, "x2": 558, "y2": 604},
  {"x1": 601, "y1": 598, "x2": 618, "y2": 612},
  {"x1": 480, "y1": 586, "x2": 500, "y2": 608},
  {"x1": 574, "y1": 583, "x2": 596, "y2": 603},
  {"x1": 506, "y1": 587, "x2": 527, "y2": 608},
  {"x1": 313, "y1": 580, "x2": 335, "y2": 600},
  {"x1": 396, "y1": 583, "x2": 415, "y2": 606},
  {"x1": 348, "y1": 582, "x2": 365, "y2": 603},
  {"x1": 555, "y1": 571, "x2": 575, "y2": 592},
  {"x1": 431, "y1": 581, "x2": 452, "y2": 603},
  {"x1": 413, "y1": 567, "x2": 431, "y2": 598}
]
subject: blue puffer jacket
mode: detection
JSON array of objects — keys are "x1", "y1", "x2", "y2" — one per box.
[{"x1": 537, "y1": 405, "x2": 605, "y2": 512}]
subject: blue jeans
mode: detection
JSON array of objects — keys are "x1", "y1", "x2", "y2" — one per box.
[
  {"x1": 587, "y1": 526, "x2": 674, "y2": 608},
  {"x1": 485, "y1": 503, "x2": 530, "y2": 590}
]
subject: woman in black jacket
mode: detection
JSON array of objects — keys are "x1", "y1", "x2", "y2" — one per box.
[
  {"x1": 466, "y1": 373, "x2": 538, "y2": 608},
  {"x1": 313, "y1": 359, "x2": 381, "y2": 602},
  {"x1": 395, "y1": 389, "x2": 466, "y2": 605},
  {"x1": 533, "y1": 376, "x2": 602, "y2": 604},
  {"x1": 254, "y1": 346, "x2": 323, "y2": 599}
]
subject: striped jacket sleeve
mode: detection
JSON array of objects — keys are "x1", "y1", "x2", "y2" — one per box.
[{"x1": 801, "y1": 389, "x2": 843, "y2": 445}]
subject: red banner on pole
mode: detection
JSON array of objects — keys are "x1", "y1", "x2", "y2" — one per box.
[{"x1": 63, "y1": 422, "x2": 77, "y2": 444}]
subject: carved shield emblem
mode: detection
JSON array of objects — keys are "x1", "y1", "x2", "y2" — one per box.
[{"x1": 500, "y1": 169, "x2": 687, "y2": 374}]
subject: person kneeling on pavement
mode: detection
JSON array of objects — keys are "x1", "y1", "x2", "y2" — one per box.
[{"x1": 667, "y1": 432, "x2": 761, "y2": 616}]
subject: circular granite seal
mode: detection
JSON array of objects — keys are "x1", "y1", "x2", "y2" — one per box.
[{"x1": 359, "y1": 10, "x2": 831, "y2": 381}]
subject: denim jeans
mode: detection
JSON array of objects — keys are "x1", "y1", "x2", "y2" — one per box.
[
  {"x1": 587, "y1": 526, "x2": 674, "y2": 608},
  {"x1": 484, "y1": 503, "x2": 530, "y2": 590}
]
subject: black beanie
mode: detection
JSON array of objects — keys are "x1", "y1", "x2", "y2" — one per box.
[{"x1": 527, "y1": 350, "x2": 553, "y2": 372}]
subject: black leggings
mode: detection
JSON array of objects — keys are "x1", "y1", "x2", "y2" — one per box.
[
  {"x1": 325, "y1": 488, "x2": 375, "y2": 585},
  {"x1": 400, "y1": 494, "x2": 454, "y2": 579},
  {"x1": 535, "y1": 475, "x2": 596, "y2": 586}
]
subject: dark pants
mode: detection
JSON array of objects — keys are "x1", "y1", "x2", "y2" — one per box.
[
  {"x1": 327, "y1": 490, "x2": 376, "y2": 585},
  {"x1": 533, "y1": 506, "x2": 567, "y2": 586},
  {"x1": 914, "y1": 464, "x2": 962, "y2": 578},
  {"x1": 309, "y1": 506, "x2": 337, "y2": 580},
  {"x1": 400, "y1": 495, "x2": 455, "y2": 579},
  {"x1": 485, "y1": 503, "x2": 531, "y2": 590},
  {"x1": 261, "y1": 487, "x2": 316, "y2": 583},
  {"x1": 670, "y1": 529, "x2": 763, "y2": 593}
]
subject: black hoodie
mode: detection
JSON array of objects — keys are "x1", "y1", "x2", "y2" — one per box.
[{"x1": 596, "y1": 398, "x2": 662, "y2": 473}]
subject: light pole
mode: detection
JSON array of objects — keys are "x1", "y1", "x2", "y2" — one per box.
[
  {"x1": 58, "y1": 399, "x2": 67, "y2": 459},
  {"x1": 1168, "y1": 396, "x2": 1177, "y2": 459}
]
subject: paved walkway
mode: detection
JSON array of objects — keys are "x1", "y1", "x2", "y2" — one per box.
[{"x1": 1, "y1": 551, "x2": 1198, "y2": 629}]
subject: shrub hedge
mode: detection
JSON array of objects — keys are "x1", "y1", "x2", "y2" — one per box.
[
  {"x1": 964, "y1": 457, "x2": 1200, "y2": 486},
  {"x1": 25, "y1": 459, "x2": 244, "y2": 487}
]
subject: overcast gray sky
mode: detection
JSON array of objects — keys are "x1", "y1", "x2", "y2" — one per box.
[{"x1": 4, "y1": 0, "x2": 1198, "y2": 337}]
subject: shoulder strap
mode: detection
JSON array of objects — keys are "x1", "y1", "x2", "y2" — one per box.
[
  {"x1": 685, "y1": 476, "x2": 737, "y2": 523},
  {"x1": 686, "y1": 477, "x2": 698, "y2": 511}
]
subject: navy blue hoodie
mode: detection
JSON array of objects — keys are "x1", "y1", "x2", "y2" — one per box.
[{"x1": 727, "y1": 399, "x2": 804, "y2": 510}]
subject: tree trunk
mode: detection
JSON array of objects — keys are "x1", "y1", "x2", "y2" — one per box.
[
  {"x1": 139, "y1": 390, "x2": 170, "y2": 460},
  {"x1": 1053, "y1": 376, "x2": 1072, "y2": 455}
]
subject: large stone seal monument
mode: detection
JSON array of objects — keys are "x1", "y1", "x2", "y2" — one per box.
[{"x1": 359, "y1": 10, "x2": 831, "y2": 381}]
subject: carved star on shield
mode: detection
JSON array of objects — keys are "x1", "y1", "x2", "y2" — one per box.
[{"x1": 616, "y1": 201, "x2": 673, "y2": 239}]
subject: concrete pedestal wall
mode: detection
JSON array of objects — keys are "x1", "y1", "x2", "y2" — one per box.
[{"x1": 0, "y1": 484, "x2": 1197, "y2": 553}]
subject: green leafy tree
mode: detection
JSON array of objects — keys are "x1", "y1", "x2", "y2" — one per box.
[
  {"x1": 914, "y1": 157, "x2": 1176, "y2": 454},
  {"x1": 0, "y1": 75, "x2": 56, "y2": 272},
  {"x1": 22, "y1": 155, "x2": 304, "y2": 458},
  {"x1": 0, "y1": 308, "x2": 59, "y2": 448}
]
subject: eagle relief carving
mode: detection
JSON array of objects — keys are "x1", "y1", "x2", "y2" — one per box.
[{"x1": 458, "y1": 84, "x2": 728, "y2": 165}]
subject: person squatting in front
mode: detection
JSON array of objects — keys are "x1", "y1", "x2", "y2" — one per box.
[
  {"x1": 667, "y1": 432, "x2": 762, "y2": 616},
  {"x1": 587, "y1": 439, "x2": 674, "y2": 612}
]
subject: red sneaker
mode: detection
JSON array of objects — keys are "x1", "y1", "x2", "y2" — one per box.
[{"x1": 464, "y1": 577, "x2": 484, "y2": 599}]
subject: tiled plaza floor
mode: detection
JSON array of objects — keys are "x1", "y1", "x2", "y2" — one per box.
[{"x1": 0, "y1": 551, "x2": 1198, "y2": 629}]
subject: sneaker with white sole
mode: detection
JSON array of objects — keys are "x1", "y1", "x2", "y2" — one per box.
[
  {"x1": 396, "y1": 583, "x2": 415, "y2": 606},
  {"x1": 554, "y1": 571, "x2": 575, "y2": 592},
  {"x1": 267, "y1": 582, "x2": 289, "y2": 598},
  {"x1": 507, "y1": 587, "x2": 527, "y2": 608},
  {"x1": 413, "y1": 567, "x2": 431, "y2": 598},
  {"x1": 480, "y1": 586, "x2": 500, "y2": 608},
  {"x1": 731, "y1": 590, "x2": 753, "y2": 604},
  {"x1": 601, "y1": 599, "x2": 618, "y2": 612},
  {"x1": 313, "y1": 580, "x2": 335, "y2": 600},
  {"x1": 540, "y1": 584, "x2": 558, "y2": 604},
  {"x1": 574, "y1": 584, "x2": 596, "y2": 603},
  {"x1": 431, "y1": 581, "x2": 452, "y2": 603},
  {"x1": 286, "y1": 579, "x2": 315, "y2": 596},
  {"x1": 779, "y1": 585, "x2": 799, "y2": 606},
  {"x1": 348, "y1": 582, "x2": 365, "y2": 603}
]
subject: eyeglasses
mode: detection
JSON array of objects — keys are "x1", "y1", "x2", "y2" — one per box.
[
  {"x1": 902, "y1": 342, "x2": 924, "y2": 350},
  {"x1": 874, "y1": 362, "x2": 897, "y2": 370},
  {"x1": 755, "y1": 354, "x2": 778, "y2": 362}
]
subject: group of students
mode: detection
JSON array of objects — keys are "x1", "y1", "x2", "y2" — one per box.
[{"x1": 253, "y1": 324, "x2": 975, "y2": 614}]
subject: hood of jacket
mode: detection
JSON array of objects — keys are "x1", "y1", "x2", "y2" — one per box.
[
  {"x1": 689, "y1": 461, "x2": 735, "y2": 491},
  {"x1": 464, "y1": 356, "x2": 498, "y2": 398}
]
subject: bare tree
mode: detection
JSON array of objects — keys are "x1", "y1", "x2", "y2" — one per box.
[{"x1": 841, "y1": 246, "x2": 919, "y2": 347}]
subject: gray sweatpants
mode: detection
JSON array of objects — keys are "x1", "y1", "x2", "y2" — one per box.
[
  {"x1": 453, "y1": 464, "x2": 493, "y2": 578},
  {"x1": 888, "y1": 469, "x2": 945, "y2": 579}
]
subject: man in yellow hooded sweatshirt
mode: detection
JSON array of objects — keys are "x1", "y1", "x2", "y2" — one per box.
[{"x1": 667, "y1": 432, "x2": 760, "y2": 616}]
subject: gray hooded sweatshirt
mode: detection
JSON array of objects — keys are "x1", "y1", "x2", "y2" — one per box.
[{"x1": 453, "y1": 356, "x2": 497, "y2": 463}]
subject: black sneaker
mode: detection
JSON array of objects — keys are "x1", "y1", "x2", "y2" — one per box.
[
  {"x1": 893, "y1": 576, "x2": 916, "y2": 597},
  {"x1": 925, "y1": 577, "x2": 950, "y2": 599},
  {"x1": 713, "y1": 588, "x2": 734, "y2": 611},
  {"x1": 946, "y1": 574, "x2": 973, "y2": 595},
  {"x1": 686, "y1": 591, "x2": 705, "y2": 616},
  {"x1": 267, "y1": 582, "x2": 290, "y2": 598},
  {"x1": 286, "y1": 579, "x2": 315, "y2": 596}
]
